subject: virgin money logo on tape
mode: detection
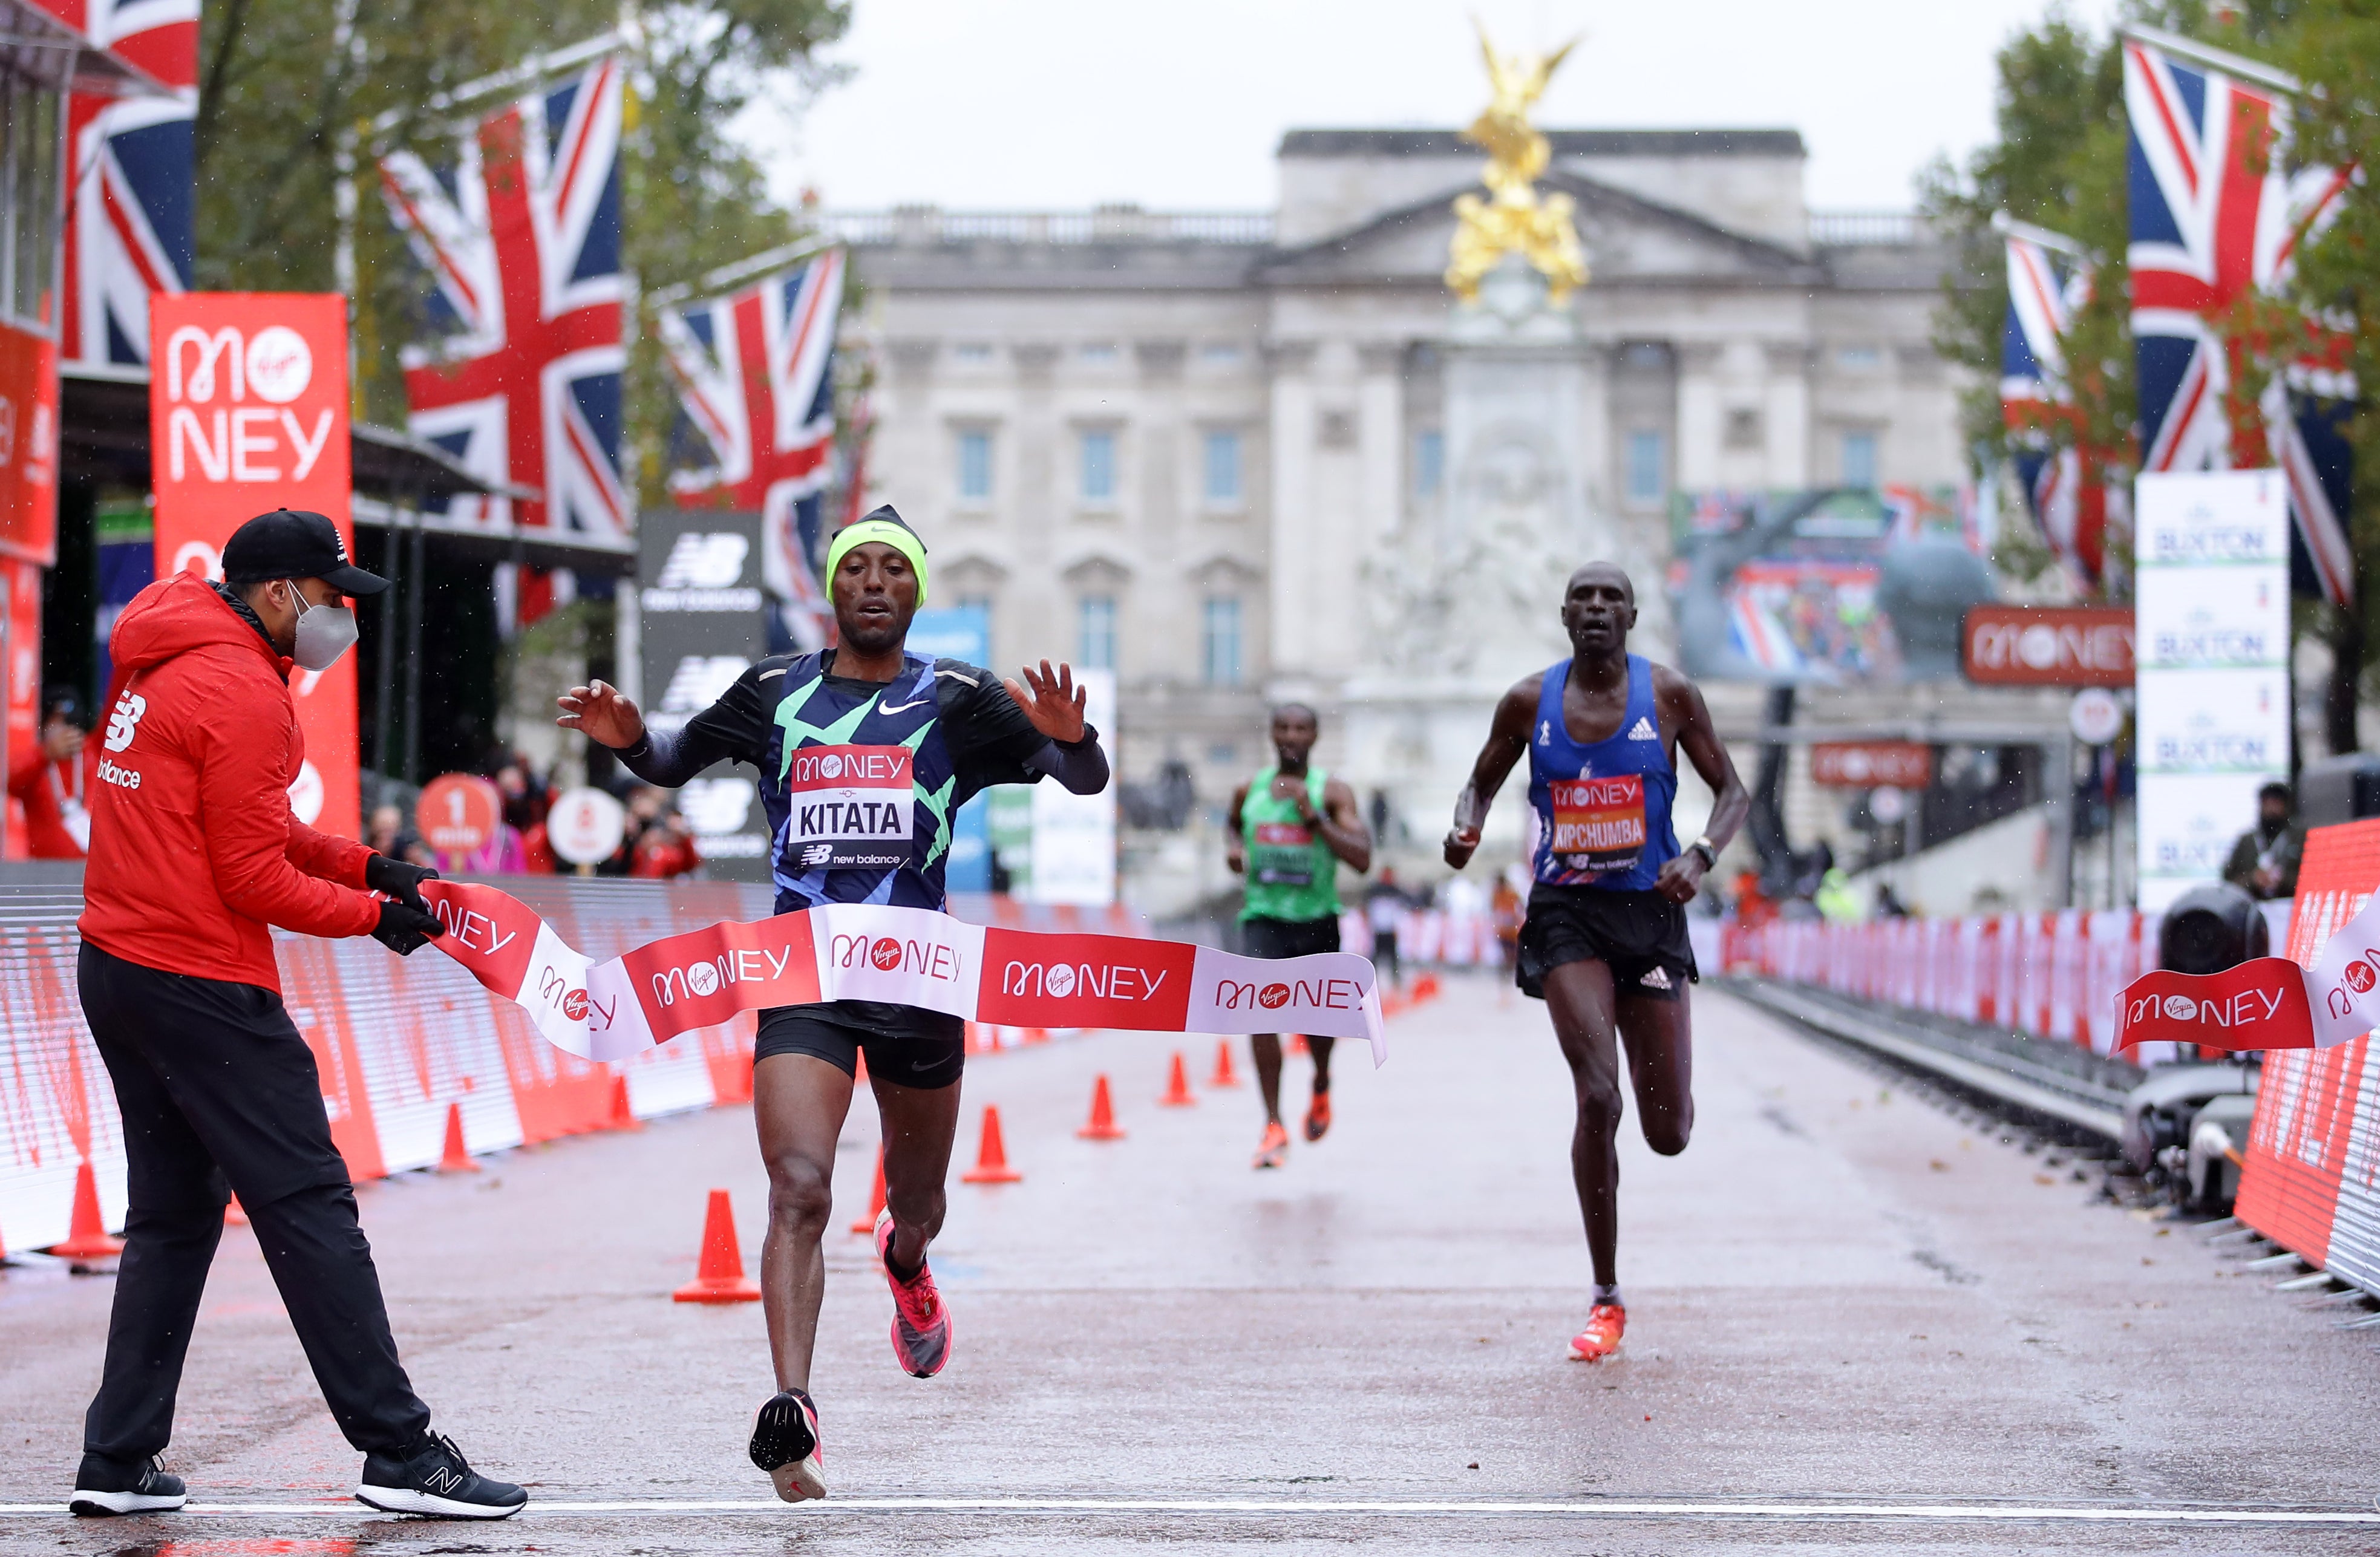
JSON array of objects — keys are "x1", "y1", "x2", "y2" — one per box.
[
  {"x1": 817, "y1": 907, "x2": 982, "y2": 1017},
  {"x1": 423, "y1": 883, "x2": 537, "y2": 994},
  {"x1": 2116, "y1": 959, "x2": 2312, "y2": 1053},
  {"x1": 621, "y1": 915, "x2": 820, "y2": 1033},
  {"x1": 977, "y1": 929, "x2": 1195, "y2": 1029}
]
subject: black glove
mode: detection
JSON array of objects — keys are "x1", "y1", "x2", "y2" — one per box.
[
  {"x1": 373, "y1": 898, "x2": 446, "y2": 957},
  {"x1": 365, "y1": 852, "x2": 439, "y2": 912}
]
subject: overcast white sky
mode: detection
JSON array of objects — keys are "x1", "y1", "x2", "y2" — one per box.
[{"x1": 740, "y1": 0, "x2": 2121, "y2": 215}]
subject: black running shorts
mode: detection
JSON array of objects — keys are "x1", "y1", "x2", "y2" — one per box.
[
  {"x1": 755, "y1": 1000, "x2": 966, "y2": 1090},
  {"x1": 1240, "y1": 915, "x2": 1342, "y2": 961},
  {"x1": 1515, "y1": 885, "x2": 1696, "y2": 1002}
]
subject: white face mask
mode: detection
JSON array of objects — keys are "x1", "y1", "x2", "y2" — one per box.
[{"x1": 283, "y1": 581, "x2": 358, "y2": 671}]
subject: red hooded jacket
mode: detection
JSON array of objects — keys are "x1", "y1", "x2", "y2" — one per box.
[{"x1": 77, "y1": 573, "x2": 379, "y2": 991}]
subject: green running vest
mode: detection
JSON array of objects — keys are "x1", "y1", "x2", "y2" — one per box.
[{"x1": 1238, "y1": 765, "x2": 1341, "y2": 923}]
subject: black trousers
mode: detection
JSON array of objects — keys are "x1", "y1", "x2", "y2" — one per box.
[{"x1": 76, "y1": 941, "x2": 431, "y2": 1464}]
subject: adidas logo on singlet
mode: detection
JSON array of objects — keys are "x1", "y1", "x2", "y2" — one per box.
[{"x1": 1627, "y1": 716, "x2": 1657, "y2": 741}]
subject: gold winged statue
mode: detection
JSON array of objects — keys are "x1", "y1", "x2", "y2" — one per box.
[{"x1": 1445, "y1": 20, "x2": 1589, "y2": 303}]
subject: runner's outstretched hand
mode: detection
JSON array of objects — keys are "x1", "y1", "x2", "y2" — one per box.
[
  {"x1": 1006, "y1": 660, "x2": 1087, "y2": 743},
  {"x1": 1443, "y1": 825, "x2": 1482, "y2": 870},
  {"x1": 556, "y1": 680, "x2": 647, "y2": 749}
]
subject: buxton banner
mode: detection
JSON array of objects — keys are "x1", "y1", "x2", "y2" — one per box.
[{"x1": 419, "y1": 881, "x2": 1388, "y2": 1066}]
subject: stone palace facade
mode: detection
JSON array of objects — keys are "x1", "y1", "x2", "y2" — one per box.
[{"x1": 829, "y1": 128, "x2": 1969, "y2": 867}]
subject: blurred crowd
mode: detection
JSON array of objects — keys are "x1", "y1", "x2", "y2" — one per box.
[{"x1": 364, "y1": 753, "x2": 702, "y2": 880}]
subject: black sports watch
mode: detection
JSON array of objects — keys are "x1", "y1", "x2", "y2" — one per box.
[{"x1": 1685, "y1": 835, "x2": 1718, "y2": 870}]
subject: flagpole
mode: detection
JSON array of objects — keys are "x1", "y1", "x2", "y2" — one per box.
[
  {"x1": 2121, "y1": 24, "x2": 2301, "y2": 94},
  {"x1": 368, "y1": 28, "x2": 631, "y2": 137},
  {"x1": 645, "y1": 240, "x2": 839, "y2": 310},
  {"x1": 1990, "y1": 211, "x2": 2089, "y2": 257}
]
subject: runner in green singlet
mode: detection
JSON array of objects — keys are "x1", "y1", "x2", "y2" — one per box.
[{"x1": 1224, "y1": 703, "x2": 1372, "y2": 1168}]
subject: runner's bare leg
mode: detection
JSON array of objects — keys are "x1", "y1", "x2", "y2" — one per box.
[
  {"x1": 871, "y1": 1072, "x2": 963, "y2": 1275},
  {"x1": 754, "y1": 1054, "x2": 857, "y2": 1392},
  {"x1": 1545, "y1": 962, "x2": 1694, "y2": 1288},
  {"x1": 1250, "y1": 1033, "x2": 1284, "y2": 1123}
]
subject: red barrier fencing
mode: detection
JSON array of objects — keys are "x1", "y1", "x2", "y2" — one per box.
[
  {"x1": 2239, "y1": 821, "x2": 2380, "y2": 1296},
  {"x1": 0, "y1": 881, "x2": 1140, "y2": 1258},
  {"x1": 1725, "y1": 910, "x2": 2166, "y2": 1058}
]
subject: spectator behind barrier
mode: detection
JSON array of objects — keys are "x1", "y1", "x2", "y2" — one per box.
[{"x1": 2221, "y1": 781, "x2": 2303, "y2": 901}]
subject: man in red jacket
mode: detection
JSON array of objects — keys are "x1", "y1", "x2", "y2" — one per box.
[{"x1": 70, "y1": 509, "x2": 526, "y2": 1522}]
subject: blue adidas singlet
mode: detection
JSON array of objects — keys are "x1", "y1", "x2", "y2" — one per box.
[{"x1": 1525, "y1": 654, "x2": 1679, "y2": 891}]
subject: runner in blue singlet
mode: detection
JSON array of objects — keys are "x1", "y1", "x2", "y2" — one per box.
[{"x1": 1443, "y1": 561, "x2": 1750, "y2": 1363}]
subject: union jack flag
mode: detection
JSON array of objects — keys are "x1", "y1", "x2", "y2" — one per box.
[
  {"x1": 1999, "y1": 224, "x2": 2107, "y2": 586},
  {"x1": 58, "y1": 0, "x2": 197, "y2": 367},
  {"x1": 2125, "y1": 33, "x2": 2356, "y2": 604},
  {"x1": 659, "y1": 249, "x2": 843, "y2": 648},
  {"x1": 379, "y1": 56, "x2": 627, "y2": 544}
]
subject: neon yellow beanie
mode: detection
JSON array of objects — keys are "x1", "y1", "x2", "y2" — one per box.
[{"x1": 824, "y1": 506, "x2": 929, "y2": 607}]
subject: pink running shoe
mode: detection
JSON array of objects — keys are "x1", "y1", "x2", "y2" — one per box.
[
  {"x1": 1568, "y1": 1303, "x2": 1626, "y2": 1362},
  {"x1": 874, "y1": 1209, "x2": 951, "y2": 1378}
]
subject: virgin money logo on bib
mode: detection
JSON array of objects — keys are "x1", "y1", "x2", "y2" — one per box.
[
  {"x1": 1550, "y1": 774, "x2": 1647, "y2": 872},
  {"x1": 785, "y1": 744, "x2": 914, "y2": 867}
]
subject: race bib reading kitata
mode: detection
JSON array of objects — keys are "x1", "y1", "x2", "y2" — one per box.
[
  {"x1": 785, "y1": 745, "x2": 914, "y2": 869},
  {"x1": 1551, "y1": 774, "x2": 1647, "y2": 873}
]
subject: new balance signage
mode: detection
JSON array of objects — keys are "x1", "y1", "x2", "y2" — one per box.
[{"x1": 638, "y1": 508, "x2": 769, "y2": 878}]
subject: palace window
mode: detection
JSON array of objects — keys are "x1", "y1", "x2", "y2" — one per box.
[
  {"x1": 1414, "y1": 429, "x2": 1444, "y2": 497},
  {"x1": 1202, "y1": 597, "x2": 1243, "y2": 687},
  {"x1": 1203, "y1": 430, "x2": 1242, "y2": 506},
  {"x1": 955, "y1": 431, "x2": 992, "y2": 501},
  {"x1": 1079, "y1": 596, "x2": 1117, "y2": 671},
  {"x1": 1625, "y1": 430, "x2": 1667, "y2": 505},
  {"x1": 1080, "y1": 431, "x2": 1117, "y2": 503},
  {"x1": 1841, "y1": 430, "x2": 1879, "y2": 489}
]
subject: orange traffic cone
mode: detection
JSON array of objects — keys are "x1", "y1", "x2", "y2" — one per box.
[
  {"x1": 1077, "y1": 1075, "x2": 1126, "y2": 1140},
  {"x1": 961, "y1": 1106, "x2": 1024, "y2": 1184},
  {"x1": 49, "y1": 1161, "x2": 123, "y2": 1265},
  {"x1": 437, "y1": 1102, "x2": 480, "y2": 1173},
  {"x1": 224, "y1": 1193, "x2": 249, "y2": 1227},
  {"x1": 1287, "y1": 1033, "x2": 1309, "y2": 1056},
  {"x1": 1209, "y1": 1039, "x2": 1241, "y2": 1088},
  {"x1": 1159, "y1": 1051, "x2": 1197, "y2": 1107},
  {"x1": 672, "y1": 1189, "x2": 761, "y2": 1302},
  {"x1": 850, "y1": 1144, "x2": 888, "y2": 1233},
  {"x1": 607, "y1": 1072, "x2": 642, "y2": 1132}
]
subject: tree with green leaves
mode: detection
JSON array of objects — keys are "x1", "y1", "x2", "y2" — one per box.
[
  {"x1": 195, "y1": 0, "x2": 850, "y2": 459},
  {"x1": 1923, "y1": 0, "x2": 2380, "y2": 754}
]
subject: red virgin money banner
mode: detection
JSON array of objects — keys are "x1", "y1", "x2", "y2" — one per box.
[
  {"x1": 149, "y1": 293, "x2": 361, "y2": 838},
  {"x1": 417, "y1": 881, "x2": 1388, "y2": 1066},
  {"x1": 2112, "y1": 959, "x2": 2315, "y2": 1053}
]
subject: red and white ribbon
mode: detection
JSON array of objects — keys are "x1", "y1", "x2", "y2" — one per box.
[
  {"x1": 2117, "y1": 891, "x2": 2380, "y2": 1053},
  {"x1": 417, "y1": 881, "x2": 1387, "y2": 1066}
]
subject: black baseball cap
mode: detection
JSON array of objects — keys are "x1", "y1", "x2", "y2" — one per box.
[{"x1": 221, "y1": 508, "x2": 387, "y2": 596}]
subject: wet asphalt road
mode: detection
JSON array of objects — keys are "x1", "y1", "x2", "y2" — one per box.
[{"x1": 2, "y1": 974, "x2": 2377, "y2": 1555}]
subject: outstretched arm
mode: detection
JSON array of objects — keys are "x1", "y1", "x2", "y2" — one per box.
[
  {"x1": 1007, "y1": 659, "x2": 1108, "y2": 796},
  {"x1": 557, "y1": 677, "x2": 744, "y2": 786},
  {"x1": 1653, "y1": 671, "x2": 1750, "y2": 906},
  {"x1": 1444, "y1": 679, "x2": 1539, "y2": 870}
]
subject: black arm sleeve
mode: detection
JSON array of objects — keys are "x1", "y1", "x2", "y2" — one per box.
[
  {"x1": 613, "y1": 661, "x2": 778, "y2": 786},
  {"x1": 1025, "y1": 733, "x2": 1110, "y2": 796}
]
